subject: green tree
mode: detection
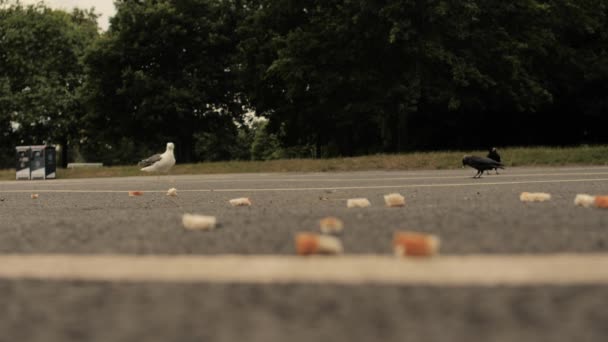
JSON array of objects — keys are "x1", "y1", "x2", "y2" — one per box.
[
  {"x1": 236, "y1": 1, "x2": 427, "y2": 156},
  {"x1": 194, "y1": 115, "x2": 252, "y2": 161},
  {"x1": 237, "y1": 0, "x2": 608, "y2": 152},
  {"x1": 0, "y1": 0, "x2": 99, "y2": 167},
  {"x1": 80, "y1": 0, "x2": 247, "y2": 164},
  {"x1": 250, "y1": 120, "x2": 282, "y2": 160}
]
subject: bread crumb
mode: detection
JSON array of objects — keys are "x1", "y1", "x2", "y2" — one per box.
[
  {"x1": 574, "y1": 194, "x2": 595, "y2": 208},
  {"x1": 182, "y1": 214, "x2": 216, "y2": 230},
  {"x1": 384, "y1": 193, "x2": 406, "y2": 207},
  {"x1": 31, "y1": 194, "x2": 39, "y2": 199},
  {"x1": 520, "y1": 192, "x2": 551, "y2": 202},
  {"x1": 229, "y1": 197, "x2": 252, "y2": 206},
  {"x1": 594, "y1": 196, "x2": 608, "y2": 209},
  {"x1": 319, "y1": 217, "x2": 344, "y2": 234},
  {"x1": 296, "y1": 233, "x2": 343, "y2": 255},
  {"x1": 347, "y1": 198, "x2": 371, "y2": 208},
  {"x1": 393, "y1": 231, "x2": 440, "y2": 257},
  {"x1": 166, "y1": 188, "x2": 178, "y2": 197}
]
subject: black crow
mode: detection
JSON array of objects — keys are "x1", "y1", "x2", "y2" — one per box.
[
  {"x1": 486, "y1": 147, "x2": 502, "y2": 174},
  {"x1": 487, "y1": 147, "x2": 501, "y2": 162},
  {"x1": 462, "y1": 155, "x2": 504, "y2": 178}
]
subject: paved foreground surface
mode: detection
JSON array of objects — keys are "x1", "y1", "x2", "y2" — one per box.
[
  {"x1": 1, "y1": 166, "x2": 608, "y2": 341},
  {"x1": 1, "y1": 166, "x2": 608, "y2": 254},
  {"x1": 1, "y1": 281, "x2": 607, "y2": 342}
]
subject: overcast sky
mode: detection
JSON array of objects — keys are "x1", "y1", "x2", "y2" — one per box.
[{"x1": 20, "y1": 0, "x2": 116, "y2": 30}]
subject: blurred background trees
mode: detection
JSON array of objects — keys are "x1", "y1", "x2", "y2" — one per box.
[
  {"x1": 0, "y1": 0, "x2": 98, "y2": 166},
  {"x1": 1, "y1": 0, "x2": 607, "y2": 167}
]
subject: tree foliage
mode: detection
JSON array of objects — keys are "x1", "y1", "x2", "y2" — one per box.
[
  {"x1": 80, "y1": 0, "x2": 246, "y2": 164},
  {"x1": 1, "y1": 0, "x2": 608, "y2": 167},
  {"x1": 237, "y1": 0, "x2": 608, "y2": 154},
  {"x1": 0, "y1": 0, "x2": 98, "y2": 167}
]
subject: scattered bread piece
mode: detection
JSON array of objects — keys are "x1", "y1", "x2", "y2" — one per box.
[
  {"x1": 574, "y1": 194, "x2": 596, "y2": 208},
  {"x1": 319, "y1": 217, "x2": 344, "y2": 234},
  {"x1": 128, "y1": 191, "x2": 144, "y2": 197},
  {"x1": 347, "y1": 198, "x2": 371, "y2": 208},
  {"x1": 229, "y1": 197, "x2": 252, "y2": 206},
  {"x1": 31, "y1": 194, "x2": 39, "y2": 199},
  {"x1": 519, "y1": 192, "x2": 551, "y2": 202},
  {"x1": 182, "y1": 214, "x2": 216, "y2": 230},
  {"x1": 384, "y1": 193, "x2": 406, "y2": 207},
  {"x1": 296, "y1": 233, "x2": 343, "y2": 255},
  {"x1": 595, "y1": 196, "x2": 608, "y2": 209},
  {"x1": 393, "y1": 231, "x2": 440, "y2": 257},
  {"x1": 574, "y1": 194, "x2": 608, "y2": 209},
  {"x1": 166, "y1": 188, "x2": 178, "y2": 197}
]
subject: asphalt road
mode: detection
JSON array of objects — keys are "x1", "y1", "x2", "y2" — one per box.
[
  {"x1": 1, "y1": 166, "x2": 608, "y2": 254},
  {"x1": 1, "y1": 166, "x2": 608, "y2": 341}
]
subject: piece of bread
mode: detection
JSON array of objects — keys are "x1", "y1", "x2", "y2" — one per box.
[
  {"x1": 573, "y1": 194, "x2": 608, "y2": 208},
  {"x1": 229, "y1": 197, "x2": 252, "y2": 206},
  {"x1": 319, "y1": 216, "x2": 344, "y2": 234},
  {"x1": 393, "y1": 231, "x2": 440, "y2": 257},
  {"x1": 347, "y1": 198, "x2": 371, "y2": 208},
  {"x1": 384, "y1": 193, "x2": 406, "y2": 207},
  {"x1": 594, "y1": 196, "x2": 608, "y2": 208},
  {"x1": 295, "y1": 233, "x2": 343, "y2": 255},
  {"x1": 166, "y1": 188, "x2": 178, "y2": 197},
  {"x1": 519, "y1": 192, "x2": 551, "y2": 202},
  {"x1": 182, "y1": 214, "x2": 217, "y2": 230},
  {"x1": 574, "y1": 194, "x2": 595, "y2": 208},
  {"x1": 31, "y1": 193, "x2": 39, "y2": 199}
]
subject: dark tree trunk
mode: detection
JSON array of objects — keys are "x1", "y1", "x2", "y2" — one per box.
[{"x1": 177, "y1": 135, "x2": 195, "y2": 163}]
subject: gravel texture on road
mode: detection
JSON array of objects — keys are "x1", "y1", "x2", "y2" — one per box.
[{"x1": 0, "y1": 280, "x2": 607, "y2": 342}]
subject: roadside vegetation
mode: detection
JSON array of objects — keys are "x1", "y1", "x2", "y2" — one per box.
[{"x1": 2, "y1": 145, "x2": 607, "y2": 181}]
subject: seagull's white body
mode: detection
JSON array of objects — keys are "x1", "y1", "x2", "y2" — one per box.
[{"x1": 140, "y1": 142, "x2": 176, "y2": 173}]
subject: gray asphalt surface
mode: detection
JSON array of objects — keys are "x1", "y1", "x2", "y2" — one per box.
[
  {"x1": 1, "y1": 167, "x2": 607, "y2": 254},
  {"x1": 1, "y1": 281, "x2": 607, "y2": 342},
  {"x1": 1, "y1": 166, "x2": 608, "y2": 341}
]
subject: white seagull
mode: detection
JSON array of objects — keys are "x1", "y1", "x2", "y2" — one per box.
[{"x1": 139, "y1": 142, "x2": 176, "y2": 173}]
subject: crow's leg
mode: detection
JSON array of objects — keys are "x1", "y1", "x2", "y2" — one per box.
[
  {"x1": 495, "y1": 168, "x2": 500, "y2": 175},
  {"x1": 473, "y1": 170, "x2": 481, "y2": 178}
]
